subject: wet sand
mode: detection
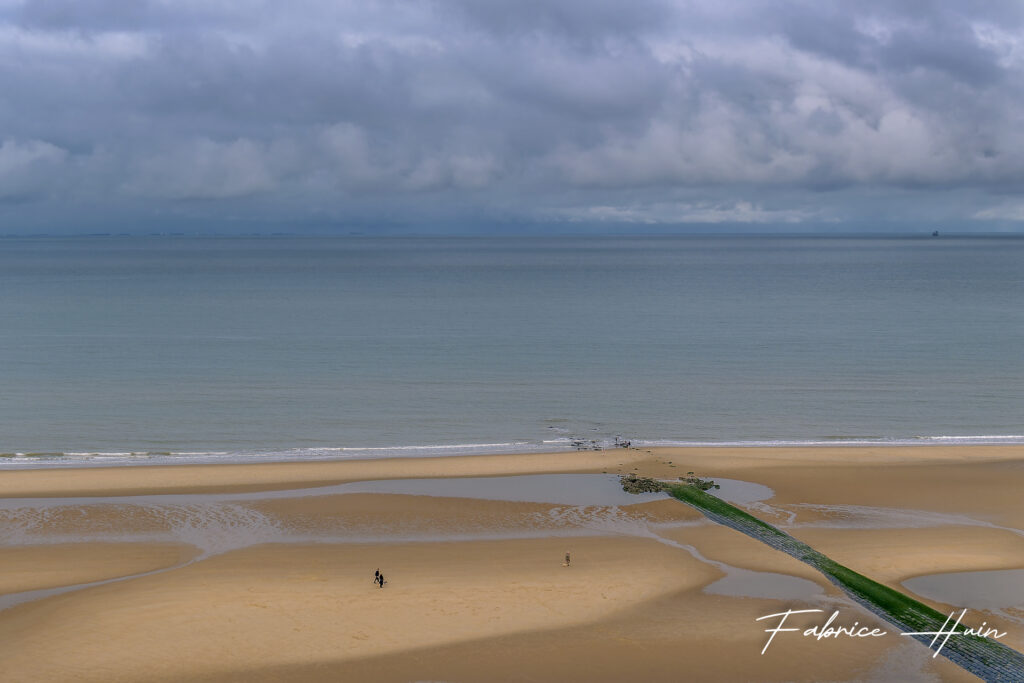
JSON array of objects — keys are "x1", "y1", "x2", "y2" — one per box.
[{"x1": 1, "y1": 445, "x2": 1021, "y2": 681}]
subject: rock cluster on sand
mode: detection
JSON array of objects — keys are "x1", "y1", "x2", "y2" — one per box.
[
  {"x1": 619, "y1": 472, "x2": 720, "y2": 494},
  {"x1": 679, "y1": 472, "x2": 720, "y2": 491},
  {"x1": 619, "y1": 473, "x2": 669, "y2": 494}
]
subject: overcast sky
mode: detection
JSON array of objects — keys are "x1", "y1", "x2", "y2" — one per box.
[{"x1": 1, "y1": 0, "x2": 1023, "y2": 234}]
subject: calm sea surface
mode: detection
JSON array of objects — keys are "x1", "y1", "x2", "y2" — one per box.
[{"x1": 1, "y1": 235, "x2": 1021, "y2": 467}]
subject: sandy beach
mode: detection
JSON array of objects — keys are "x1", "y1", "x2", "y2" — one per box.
[
  {"x1": 2, "y1": 445, "x2": 1022, "y2": 681},
  {"x1": 6, "y1": 1, "x2": 1024, "y2": 679}
]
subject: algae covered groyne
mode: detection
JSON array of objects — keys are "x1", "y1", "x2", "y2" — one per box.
[{"x1": 626, "y1": 475, "x2": 1024, "y2": 682}]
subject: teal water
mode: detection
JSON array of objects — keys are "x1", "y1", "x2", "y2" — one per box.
[{"x1": 1, "y1": 235, "x2": 1021, "y2": 466}]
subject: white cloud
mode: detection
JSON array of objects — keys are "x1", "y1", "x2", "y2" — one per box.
[
  {"x1": 124, "y1": 138, "x2": 277, "y2": 199},
  {"x1": 558, "y1": 201, "x2": 819, "y2": 224},
  {"x1": 0, "y1": 0, "x2": 1022, "y2": 230},
  {"x1": 973, "y1": 204, "x2": 1024, "y2": 221},
  {"x1": 0, "y1": 25, "x2": 149, "y2": 59},
  {"x1": 0, "y1": 138, "x2": 68, "y2": 198}
]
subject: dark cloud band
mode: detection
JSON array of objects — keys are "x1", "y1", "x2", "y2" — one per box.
[{"x1": 1, "y1": 0, "x2": 1021, "y2": 232}]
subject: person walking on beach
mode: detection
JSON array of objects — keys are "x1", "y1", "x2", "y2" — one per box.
[
  {"x1": 374, "y1": 568, "x2": 380, "y2": 585},
  {"x1": 378, "y1": 572, "x2": 385, "y2": 588},
  {"x1": 564, "y1": 551, "x2": 571, "y2": 567}
]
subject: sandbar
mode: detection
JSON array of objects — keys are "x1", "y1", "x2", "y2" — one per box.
[{"x1": 1, "y1": 445, "x2": 1020, "y2": 681}]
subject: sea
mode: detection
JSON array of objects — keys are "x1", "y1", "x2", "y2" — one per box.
[{"x1": 1, "y1": 235, "x2": 1021, "y2": 468}]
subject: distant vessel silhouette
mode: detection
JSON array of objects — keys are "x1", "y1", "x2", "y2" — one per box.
[{"x1": 932, "y1": 230, "x2": 939, "y2": 237}]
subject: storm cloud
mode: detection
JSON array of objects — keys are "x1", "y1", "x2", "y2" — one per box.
[{"x1": 1, "y1": 0, "x2": 1022, "y2": 233}]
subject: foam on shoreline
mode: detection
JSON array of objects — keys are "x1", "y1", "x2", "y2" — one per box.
[{"x1": 3, "y1": 434, "x2": 1023, "y2": 469}]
